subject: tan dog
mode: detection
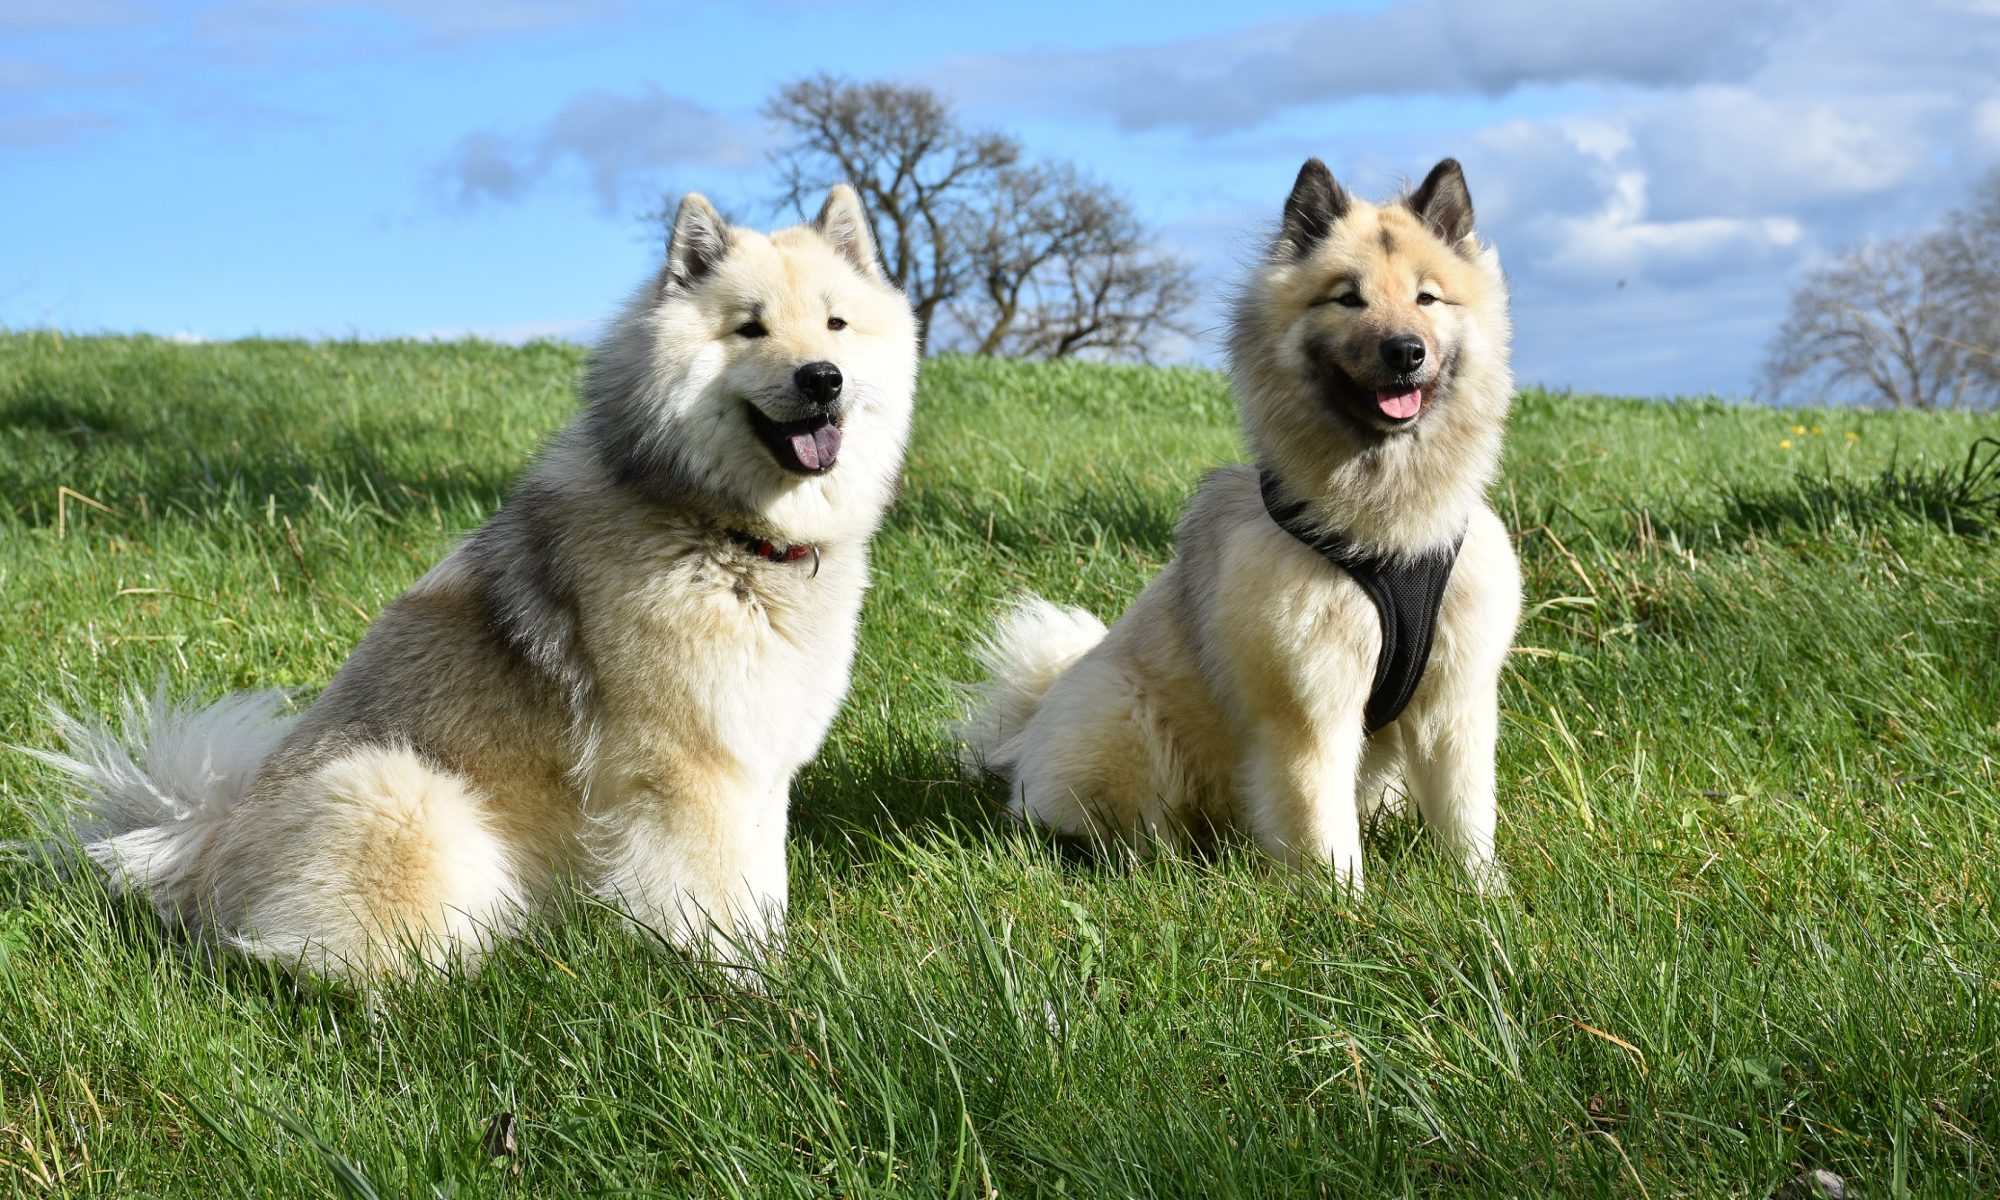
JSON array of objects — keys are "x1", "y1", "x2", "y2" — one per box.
[
  {"x1": 959, "y1": 159, "x2": 1521, "y2": 891},
  {"x1": 38, "y1": 187, "x2": 919, "y2": 979}
]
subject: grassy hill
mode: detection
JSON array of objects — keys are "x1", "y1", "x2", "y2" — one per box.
[{"x1": 2, "y1": 332, "x2": 1997, "y2": 1196}]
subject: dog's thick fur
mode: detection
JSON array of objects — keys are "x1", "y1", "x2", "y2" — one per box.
[
  {"x1": 34, "y1": 187, "x2": 919, "y2": 979},
  {"x1": 958, "y1": 158, "x2": 1521, "y2": 890}
]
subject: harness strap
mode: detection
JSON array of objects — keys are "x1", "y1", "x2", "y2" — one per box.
[{"x1": 1258, "y1": 470, "x2": 1463, "y2": 734}]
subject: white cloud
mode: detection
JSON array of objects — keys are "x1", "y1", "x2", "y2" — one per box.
[
  {"x1": 1449, "y1": 120, "x2": 1808, "y2": 287},
  {"x1": 1632, "y1": 88, "x2": 1950, "y2": 223},
  {"x1": 1416, "y1": 2, "x2": 2000, "y2": 291},
  {"x1": 924, "y1": 0, "x2": 1798, "y2": 134},
  {"x1": 441, "y1": 85, "x2": 762, "y2": 212},
  {"x1": 1458, "y1": 118, "x2": 1623, "y2": 229},
  {"x1": 1970, "y1": 98, "x2": 2000, "y2": 166},
  {"x1": 1534, "y1": 171, "x2": 1804, "y2": 285}
]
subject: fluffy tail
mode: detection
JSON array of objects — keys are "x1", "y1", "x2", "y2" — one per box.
[
  {"x1": 951, "y1": 595, "x2": 1107, "y2": 778},
  {"x1": 21, "y1": 688, "x2": 293, "y2": 922}
]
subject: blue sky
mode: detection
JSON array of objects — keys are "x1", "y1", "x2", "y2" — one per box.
[{"x1": 5, "y1": 0, "x2": 1998, "y2": 397}]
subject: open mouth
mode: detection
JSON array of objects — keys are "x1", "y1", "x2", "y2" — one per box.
[
  {"x1": 748, "y1": 406, "x2": 844, "y2": 474},
  {"x1": 1316, "y1": 365, "x2": 1426, "y2": 430},
  {"x1": 1373, "y1": 382, "x2": 1423, "y2": 421}
]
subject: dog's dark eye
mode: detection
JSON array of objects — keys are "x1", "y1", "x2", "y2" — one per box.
[
  {"x1": 1416, "y1": 292, "x2": 1440, "y2": 306},
  {"x1": 827, "y1": 316, "x2": 847, "y2": 331},
  {"x1": 736, "y1": 321, "x2": 768, "y2": 339},
  {"x1": 1334, "y1": 293, "x2": 1365, "y2": 308}
]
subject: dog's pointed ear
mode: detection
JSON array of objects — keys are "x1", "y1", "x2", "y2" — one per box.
[
  {"x1": 1280, "y1": 158, "x2": 1349, "y2": 258},
  {"x1": 1407, "y1": 158, "x2": 1475, "y2": 250},
  {"x1": 667, "y1": 193, "x2": 731, "y2": 287},
  {"x1": 814, "y1": 184, "x2": 882, "y2": 281}
]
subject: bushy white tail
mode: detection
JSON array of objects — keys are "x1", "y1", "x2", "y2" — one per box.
[
  {"x1": 952, "y1": 595, "x2": 1106, "y2": 778},
  {"x1": 24, "y1": 688, "x2": 293, "y2": 922}
]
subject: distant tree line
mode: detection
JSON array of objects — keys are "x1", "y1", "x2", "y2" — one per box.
[
  {"x1": 1766, "y1": 172, "x2": 2000, "y2": 410},
  {"x1": 672, "y1": 75, "x2": 1196, "y2": 362}
]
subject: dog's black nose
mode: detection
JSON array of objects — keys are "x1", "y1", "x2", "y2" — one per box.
[
  {"x1": 1380, "y1": 335, "x2": 1426, "y2": 374},
  {"x1": 793, "y1": 361, "x2": 843, "y2": 407}
]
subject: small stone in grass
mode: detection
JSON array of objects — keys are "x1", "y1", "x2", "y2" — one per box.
[{"x1": 1780, "y1": 1169, "x2": 1845, "y2": 1199}]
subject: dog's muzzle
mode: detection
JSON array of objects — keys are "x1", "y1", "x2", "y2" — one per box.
[{"x1": 750, "y1": 361, "x2": 848, "y2": 474}]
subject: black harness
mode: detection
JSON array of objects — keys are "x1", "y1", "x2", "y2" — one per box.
[{"x1": 1258, "y1": 470, "x2": 1462, "y2": 734}]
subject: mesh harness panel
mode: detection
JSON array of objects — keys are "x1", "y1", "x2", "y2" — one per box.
[{"x1": 1258, "y1": 470, "x2": 1464, "y2": 734}]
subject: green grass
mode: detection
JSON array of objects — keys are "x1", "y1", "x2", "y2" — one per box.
[{"x1": 2, "y1": 331, "x2": 1998, "y2": 1197}]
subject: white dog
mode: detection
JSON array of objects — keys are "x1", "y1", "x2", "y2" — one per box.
[{"x1": 38, "y1": 186, "x2": 919, "y2": 979}]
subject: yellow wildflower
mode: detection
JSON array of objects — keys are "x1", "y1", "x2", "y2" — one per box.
[
  {"x1": 1779, "y1": 438, "x2": 1793, "y2": 450},
  {"x1": 1844, "y1": 431, "x2": 1861, "y2": 443}
]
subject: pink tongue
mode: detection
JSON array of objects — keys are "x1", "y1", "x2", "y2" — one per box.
[
  {"x1": 1376, "y1": 386, "x2": 1422, "y2": 420},
  {"x1": 789, "y1": 424, "x2": 842, "y2": 470}
]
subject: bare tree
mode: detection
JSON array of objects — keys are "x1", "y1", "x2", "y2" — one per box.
[
  {"x1": 1766, "y1": 170, "x2": 2000, "y2": 409},
  {"x1": 762, "y1": 75, "x2": 1196, "y2": 361},
  {"x1": 1929, "y1": 171, "x2": 2000, "y2": 398},
  {"x1": 1013, "y1": 248, "x2": 1198, "y2": 362},
  {"x1": 951, "y1": 162, "x2": 1197, "y2": 361},
  {"x1": 764, "y1": 75, "x2": 1018, "y2": 348},
  {"x1": 1765, "y1": 237, "x2": 1970, "y2": 410}
]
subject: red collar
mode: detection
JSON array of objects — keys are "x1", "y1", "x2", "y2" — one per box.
[{"x1": 730, "y1": 530, "x2": 820, "y2": 573}]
